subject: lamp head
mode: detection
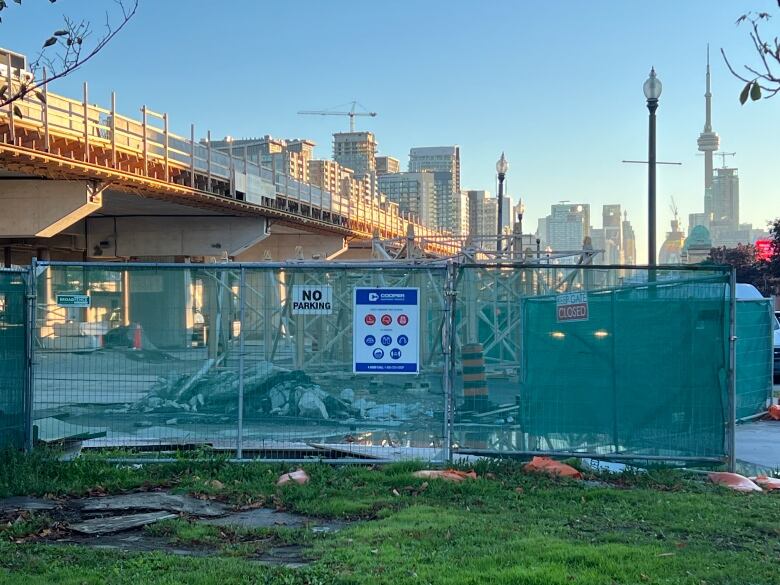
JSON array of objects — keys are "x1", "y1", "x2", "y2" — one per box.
[
  {"x1": 496, "y1": 152, "x2": 509, "y2": 175},
  {"x1": 643, "y1": 67, "x2": 662, "y2": 100}
]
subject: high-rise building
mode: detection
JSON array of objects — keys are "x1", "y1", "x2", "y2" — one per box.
[
  {"x1": 454, "y1": 191, "x2": 470, "y2": 237},
  {"x1": 375, "y1": 156, "x2": 400, "y2": 175},
  {"x1": 211, "y1": 135, "x2": 315, "y2": 182},
  {"x1": 333, "y1": 132, "x2": 377, "y2": 178},
  {"x1": 465, "y1": 190, "x2": 497, "y2": 248},
  {"x1": 408, "y1": 146, "x2": 461, "y2": 233},
  {"x1": 308, "y1": 159, "x2": 354, "y2": 198},
  {"x1": 710, "y1": 167, "x2": 739, "y2": 227},
  {"x1": 377, "y1": 172, "x2": 437, "y2": 227},
  {"x1": 622, "y1": 212, "x2": 636, "y2": 265},
  {"x1": 602, "y1": 204, "x2": 623, "y2": 264},
  {"x1": 546, "y1": 203, "x2": 590, "y2": 251},
  {"x1": 501, "y1": 196, "x2": 512, "y2": 232}
]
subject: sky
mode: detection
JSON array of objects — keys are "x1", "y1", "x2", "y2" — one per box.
[{"x1": 2, "y1": 0, "x2": 778, "y2": 260}]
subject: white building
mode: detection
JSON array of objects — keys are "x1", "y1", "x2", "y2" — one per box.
[{"x1": 408, "y1": 146, "x2": 461, "y2": 233}]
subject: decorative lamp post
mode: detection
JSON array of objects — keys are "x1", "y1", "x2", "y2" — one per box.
[
  {"x1": 643, "y1": 68, "x2": 662, "y2": 266},
  {"x1": 496, "y1": 152, "x2": 508, "y2": 252}
]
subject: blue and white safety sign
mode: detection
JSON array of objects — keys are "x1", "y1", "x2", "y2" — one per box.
[{"x1": 353, "y1": 287, "x2": 419, "y2": 374}]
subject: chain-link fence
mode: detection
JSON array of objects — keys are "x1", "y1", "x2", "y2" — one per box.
[
  {"x1": 0, "y1": 260, "x2": 764, "y2": 467},
  {"x1": 31, "y1": 262, "x2": 448, "y2": 462},
  {"x1": 0, "y1": 269, "x2": 27, "y2": 450}
]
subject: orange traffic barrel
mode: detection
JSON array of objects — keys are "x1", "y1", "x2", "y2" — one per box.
[{"x1": 462, "y1": 342, "x2": 488, "y2": 411}]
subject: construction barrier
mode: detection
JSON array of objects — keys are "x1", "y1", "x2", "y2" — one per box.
[{"x1": 0, "y1": 261, "x2": 763, "y2": 468}]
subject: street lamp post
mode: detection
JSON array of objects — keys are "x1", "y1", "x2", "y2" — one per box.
[
  {"x1": 643, "y1": 68, "x2": 662, "y2": 266},
  {"x1": 496, "y1": 153, "x2": 508, "y2": 252}
]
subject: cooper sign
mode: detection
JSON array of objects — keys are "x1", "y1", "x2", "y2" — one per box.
[{"x1": 556, "y1": 292, "x2": 589, "y2": 323}]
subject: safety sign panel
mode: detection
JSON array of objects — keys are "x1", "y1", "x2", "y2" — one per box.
[
  {"x1": 56, "y1": 294, "x2": 91, "y2": 308},
  {"x1": 556, "y1": 292, "x2": 589, "y2": 323},
  {"x1": 353, "y1": 287, "x2": 419, "y2": 374},
  {"x1": 291, "y1": 285, "x2": 333, "y2": 315}
]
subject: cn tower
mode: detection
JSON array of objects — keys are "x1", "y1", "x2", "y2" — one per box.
[{"x1": 696, "y1": 46, "x2": 720, "y2": 213}]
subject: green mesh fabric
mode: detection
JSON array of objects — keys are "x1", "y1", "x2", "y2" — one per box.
[
  {"x1": 453, "y1": 266, "x2": 730, "y2": 460},
  {"x1": 735, "y1": 299, "x2": 773, "y2": 420},
  {"x1": 0, "y1": 270, "x2": 26, "y2": 449}
]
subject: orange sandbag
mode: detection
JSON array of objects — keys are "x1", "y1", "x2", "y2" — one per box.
[
  {"x1": 768, "y1": 405, "x2": 780, "y2": 421},
  {"x1": 277, "y1": 469, "x2": 310, "y2": 486},
  {"x1": 523, "y1": 456, "x2": 582, "y2": 479},
  {"x1": 708, "y1": 472, "x2": 762, "y2": 492},
  {"x1": 750, "y1": 475, "x2": 780, "y2": 491},
  {"x1": 412, "y1": 469, "x2": 477, "y2": 482}
]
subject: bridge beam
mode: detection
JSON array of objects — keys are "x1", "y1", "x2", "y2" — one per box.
[
  {"x1": 85, "y1": 216, "x2": 269, "y2": 258},
  {"x1": 237, "y1": 224, "x2": 348, "y2": 261},
  {"x1": 0, "y1": 180, "x2": 102, "y2": 238}
]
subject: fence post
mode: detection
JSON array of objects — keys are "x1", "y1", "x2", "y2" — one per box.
[
  {"x1": 82, "y1": 82, "x2": 89, "y2": 162},
  {"x1": 141, "y1": 105, "x2": 148, "y2": 176},
  {"x1": 6, "y1": 52, "x2": 15, "y2": 144},
  {"x1": 727, "y1": 267, "x2": 737, "y2": 472},
  {"x1": 236, "y1": 266, "x2": 246, "y2": 460},
  {"x1": 442, "y1": 261, "x2": 457, "y2": 463},
  {"x1": 43, "y1": 68, "x2": 50, "y2": 152},
  {"x1": 24, "y1": 258, "x2": 38, "y2": 452}
]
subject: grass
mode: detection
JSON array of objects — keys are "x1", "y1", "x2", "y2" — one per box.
[{"x1": 0, "y1": 448, "x2": 779, "y2": 584}]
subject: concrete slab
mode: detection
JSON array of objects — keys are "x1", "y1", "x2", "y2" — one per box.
[
  {"x1": 0, "y1": 497, "x2": 58, "y2": 512},
  {"x1": 79, "y1": 493, "x2": 229, "y2": 517},
  {"x1": 736, "y1": 421, "x2": 780, "y2": 469},
  {"x1": 69, "y1": 511, "x2": 177, "y2": 535}
]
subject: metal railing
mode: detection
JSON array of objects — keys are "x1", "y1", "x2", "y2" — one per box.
[{"x1": 0, "y1": 68, "x2": 454, "y2": 254}]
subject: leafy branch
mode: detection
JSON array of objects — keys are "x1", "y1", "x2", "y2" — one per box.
[
  {"x1": 0, "y1": 0, "x2": 138, "y2": 110},
  {"x1": 721, "y1": 6, "x2": 780, "y2": 104}
]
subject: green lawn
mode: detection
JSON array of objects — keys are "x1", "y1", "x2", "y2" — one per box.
[{"x1": 1, "y1": 449, "x2": 778, "y2": 584}]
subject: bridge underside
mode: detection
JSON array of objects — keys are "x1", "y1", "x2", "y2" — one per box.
[{"x1": 0, "y1": 176, "x2": 378, "y2": 265}]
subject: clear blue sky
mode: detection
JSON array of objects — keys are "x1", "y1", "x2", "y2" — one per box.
[{"x1": 3, "y1": 0, "x2": 777, "y2": 259}]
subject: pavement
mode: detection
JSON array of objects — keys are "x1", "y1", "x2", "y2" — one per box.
[{"x1": 735, "y1": 382, "x2": 780, "y2": 470}]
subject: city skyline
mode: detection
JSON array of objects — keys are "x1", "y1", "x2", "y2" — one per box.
[{"x1": 2, "y1": 0, "x2": 777, "y2": 261}]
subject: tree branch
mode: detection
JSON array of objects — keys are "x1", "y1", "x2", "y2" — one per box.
[{"x1": 0, "y1": 0, "x2": 138, "y2": 109}]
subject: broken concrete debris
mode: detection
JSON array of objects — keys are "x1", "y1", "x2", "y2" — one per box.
[
  {"x1": 121, "y1": 364, "x2": 429, "y2": 423},
  {"x1": 69, "y1": 511, "x2": 178, "y2": 535}
]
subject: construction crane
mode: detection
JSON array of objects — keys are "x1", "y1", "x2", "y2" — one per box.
[
  {"x1": 297, "y1": 101, "x2": 377, "y2": 132},
  {"x1": 716, "y1": 151, "x2": 736, "y2": 168}
]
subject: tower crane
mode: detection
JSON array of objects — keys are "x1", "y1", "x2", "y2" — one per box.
[
  {"x1": 715, "y1": 152, "x2": 736, "y2": 168},
  {"x1": 297, "y1": 101, "x2": 377, "y2": 132}
]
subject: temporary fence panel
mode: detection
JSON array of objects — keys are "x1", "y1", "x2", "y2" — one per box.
[
  {"x1": 0, "y1": 270, "x2": 26, "y2": 449},
  {"x1": 32, "y1": 263, "x2": 448, "y2": 462},
  {"x1": 452, "y1": 265, "x2": 731, "y2": 462},
  {"x1": 735, "y1": 299, "x2": 774, "y2": 420}
]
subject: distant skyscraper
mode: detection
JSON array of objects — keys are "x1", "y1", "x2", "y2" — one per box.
[
  {"x1": 546, "y1": 203, "x2": 590, "y2": 251},
  {"x1": 602, "y1": 204, "x2": 623, "y2": 264},
  {"x1": 710, "y1": 167, "x2": 739, "y2": 227},
  {"x1": 375, "y1": 155, "x2": 400, "y2": 175},
  {"x1": 622, "y1": 212, "x2": 636, "y2": 265},
  {"x1": 333, "y1": 132, "x2": 377, "y2": 178},
  {"x1": 697, "y1": 47, "x2": 720, "y2": 214},
  {"x1": 465, "y1": 190, "x2": 496, "y2": 249},
  {"x1": 501, "y1": 196, "x2": 511, "y2": 231},
  {"x1": 377, "y1": 171, "x2": 436, "y2": 228},
  {"x1": 409, "y1": 146, "x2": 461, "y2": 233}
]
